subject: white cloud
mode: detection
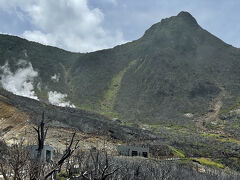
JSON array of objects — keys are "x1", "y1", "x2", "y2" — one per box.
[
  {"x1": 0, "y1": 0, "x2": 126, "y2": 52},
  {"x1": 48, "y1": 91, "x2": 75, "y2": 108},
  {"x1": 22, "y1": 30, "x2": 57, "y2": 47},
  {"x1": 0, "y1": 60, "x2": 38, "y2": 100}
]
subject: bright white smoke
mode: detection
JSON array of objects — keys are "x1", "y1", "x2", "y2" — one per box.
[
  {"x1": 0, "y1": 61, "x2": 38, "y2": 100},
  {"x1": 48, "y1": 91, "x2": 75, "y2": 108}
]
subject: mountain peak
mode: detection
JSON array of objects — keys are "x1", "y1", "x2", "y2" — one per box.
[
  {"x1": 142, "y1": 11, "x2": 200, "y2": 41},
  {"x1": 177, "y1": 11, "x2": 194, "y2": 18},
  {"x1": 176, "y1": 11, "x2": 198, "y2": 25}
]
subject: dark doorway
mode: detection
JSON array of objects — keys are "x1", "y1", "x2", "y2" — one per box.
[
  {"x1": 142, "y1": 152, "x2": 148, "y2": 158},
  {"x1": 46, "y1": 150, "x2": 51, "y2": 162},
  {"x1": 132, "y1": 151, "x2": 138, "y2": 156}
]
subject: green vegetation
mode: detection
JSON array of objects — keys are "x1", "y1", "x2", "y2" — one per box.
[
  {"x1": 120, "y1": 122, "x2": 134, "y2": 126},
  {"x1": 56, "y1": 172, "x2": 67, "y2": 180},
  {"x1": 202, "y1": 133, "x2": 240, "y2": 145},
  {"x1": 168, "y1": 146, "x2": 185, "y2": 158},
  {"x1": 193, "y1": 158, "x2": 224, "y2": 169},
  {"x1": 100, "y1": 59, "x2": 137, "y2": 117},
  {"x1": 219, "y1": 99, "x2": 240, "y2": 116}
]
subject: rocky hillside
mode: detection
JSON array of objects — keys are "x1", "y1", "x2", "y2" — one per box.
[{"x1": 0, "y1": 88, "x2": 157, "y2": 143}]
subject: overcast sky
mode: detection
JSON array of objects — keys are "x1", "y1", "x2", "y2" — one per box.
[{"x1": 0, "y1": 0, "x2": 239, "y2": 52}]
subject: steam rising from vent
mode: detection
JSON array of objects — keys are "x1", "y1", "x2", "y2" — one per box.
[
  {"x1": 0, "y1": 61, "x2": 38, "y2": 100},
  {"x1": 51, "y1": 73, "x2": 60, "y2": 82},
  {"x1": 48, "y1": 91, "x2": 75, "y2": 108}
]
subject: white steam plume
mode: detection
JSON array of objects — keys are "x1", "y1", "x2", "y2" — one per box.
[
  {"x1": 48, "y1": 91, "x2": 75, "y2": 108},
  {"x1": 0, "y1": 61, "x2": 38, "y2": 100},
  {"x1": 51, "y1": 73, "x2": 60, "y2": 82}
]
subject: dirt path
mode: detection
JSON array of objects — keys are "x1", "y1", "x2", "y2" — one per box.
[{"x1": 195, "y1": 87, "x2": 226, "y2": 132}]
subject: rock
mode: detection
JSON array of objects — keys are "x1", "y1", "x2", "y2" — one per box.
[{"x1": 184, "y1": 113, "x2": 193, "y2": 118}]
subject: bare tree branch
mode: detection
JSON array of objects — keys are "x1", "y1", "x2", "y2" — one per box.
[{"x1": 44, "y1": 133, "x2": 79, "y2": 179}]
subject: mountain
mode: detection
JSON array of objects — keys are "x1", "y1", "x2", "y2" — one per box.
[
  {"x1": 2, "y1": 11, "x2": 240, "y2": 172},
  {"x1": 1, "y1": 11, "x2": 240, "y2": 129}
]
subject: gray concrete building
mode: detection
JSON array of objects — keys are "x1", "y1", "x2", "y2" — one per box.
[
  {"x1": 29, "y1": 145, "x2": 54, "y2": 163},
  {"x1": 117, "y1": 145, "x2": 149, "y2": 158}
]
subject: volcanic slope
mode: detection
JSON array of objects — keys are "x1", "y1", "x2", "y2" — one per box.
[{"x1": 1, "y1": 11, "x2": 240, "y2": 128}]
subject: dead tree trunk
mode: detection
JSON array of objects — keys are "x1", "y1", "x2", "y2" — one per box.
[
  {"x1": 33, "y1": 112, "x2": 48, "y2": 158},
  {"x1": 31, "y1": 112, "x2": 48, "y2": 180}
]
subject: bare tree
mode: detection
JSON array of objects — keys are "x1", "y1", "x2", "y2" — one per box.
[
  {"x1": 68, "y1": 148, "x2": 121, "y2": 180},
  {"x1": 0, "y1": 140, "x2": 30, "y2": 180},
  {"x1": 0, "y1": 139, "x2": 11, "y2": 180},
  {"x1": 30, "y1": 112, "x2": 80, "y2": 179},
  {"x1": 30, "y1": 112, "x2": 48, "y2": 179},
  {"x1": 33, "y1": 112, "x2": 48, "y2": 158},
  {"x1": 44, "y1": 132, "x2": 79, "y2": 179}
]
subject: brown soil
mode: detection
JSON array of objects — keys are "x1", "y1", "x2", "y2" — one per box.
[{"x1": 0, "y1": 100, "x2": 118, "y2": 153}]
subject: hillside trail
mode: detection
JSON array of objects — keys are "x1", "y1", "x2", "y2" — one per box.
[{"x1": 195, "y1": 87, "x2": 226, "y2": 133}]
